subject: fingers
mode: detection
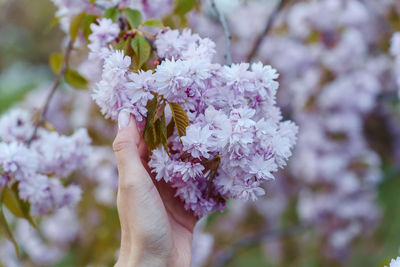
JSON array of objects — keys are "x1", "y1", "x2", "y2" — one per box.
[{"x1": 113, "y1": 110, "x2": 150, "y2": 189}]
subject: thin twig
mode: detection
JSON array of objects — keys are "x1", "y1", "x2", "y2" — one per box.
[
  {"x1": 213, "y1": 223, "x2": 309, "y2": 266},
  {"x1": 246, "y1": 0, "x2": 285, "y2": 62},
  {"x1": 27, "y1": 40, "x2": 74, "y2": 145},
  {"x1": 211, "y1": 0, "x2": 232, "y2": 66}
]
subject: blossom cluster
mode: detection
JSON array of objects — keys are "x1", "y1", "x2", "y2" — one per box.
[
  {"x1": 254, "y1": 0, "x2": 384, "y2": 259},
  {"x1": 0, "y1": 79, "x2": 118, "y2": 266},
  {"x1": 90, "y1": 19, "x2": 297, "y2": 216},
  {"x1": 0, "y1": 207, "x2": 80, "y2": 266},
  {"x1": 188, "y1": 0, "x2": 392, "y2": 260},
  {"x1": 0, "y1": 108, "x2": 91, "y2": 215}
]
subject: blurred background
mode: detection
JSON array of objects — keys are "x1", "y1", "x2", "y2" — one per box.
[{"x1": 1, "y1": 0, "x2": 400, "y2": 266}]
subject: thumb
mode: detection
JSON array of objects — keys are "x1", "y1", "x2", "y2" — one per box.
[{"x1": 113, "y1": 110, "x2": 149, "y2": 188}]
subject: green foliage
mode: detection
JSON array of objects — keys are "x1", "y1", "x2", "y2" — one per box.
[
  {"x1": 0, "y1": 190, "x2": 19, "y2": 257},
  {"x1": 104, "y1": 7, "x2": 121, "y2": 22},
  {"x1": 348, "y1": 166, "x2": 400, "y2": 267},
  {"x1": 123, "y1": 36, "x2": 134, "y2": 59},
  {"x1": 141, "y1": 18, "x2": 164, "y2": 28},
  {"x1": 45, "y1": 16, "x2": 61, "y2": 33},
  {"x1": 131, "y1": 35, "x2": 151, "y2": 69},
  {"x1": 142, "y1": 99, "x2": 187, "y2": 152},
  {"x1": 69, "y1": 12, "x2": 86, "y2": 41},
  {"x1": 2, "y1": 184, "x2": 36, "y2": 227},
  {"x1": 51, "y1": 252, "x2": 77, "y2": 267},
  {"x1": 174, "y1": 0, "x2": 195, "y2": 16},
  {"x1": 222, "y1": 246, "x2": 274, "y2": 267},
  {"x1": 163, "y1": 0, "x2": 197, "y2": 28},
  {"x1": 83, "y1": 14, "x2": 97, "y2": 41},
  {"x1": 166, "y1": 118, "x2": 175, "y2": 138},
  {"x1": 143, "y1": 97, "x2": 159, "y2": 150},
  {"x1": 65, "y1": 68, "x2": 88, "y2": 90},
  {"x1": 49, "y1": 52, "x2": 64, "y2": 74},
  {"x1": 155, "y1": 112, "x2": 169, "y2": 153},
  {"x1": 169, "y1": 102, "x2": 189, "y2": 137},
  {"x1": 125, "y1": 8, "x2": 142, "y2": 29}
]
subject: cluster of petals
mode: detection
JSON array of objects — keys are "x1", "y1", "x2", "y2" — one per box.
[
  {"x1": 91, "y1": 26, "x2": 298, "y2": 217},
  {"x1": 263, "y1": 0, "x2": 384, "y2": 258},
  {"x1": 0, "y1": 108, "x2": 91, "y2": 215},
  {"x1": 190, "y1": 0, "x2": 392, "y2": 258}
]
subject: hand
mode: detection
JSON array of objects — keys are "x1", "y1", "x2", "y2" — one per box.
[{"x1": 113, "y1": 110, "x2": 198, "y2": 267}]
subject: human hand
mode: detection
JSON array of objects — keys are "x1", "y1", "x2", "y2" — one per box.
[{"x1": 113, "y1": 110, "x2": 198, "y2": 267}]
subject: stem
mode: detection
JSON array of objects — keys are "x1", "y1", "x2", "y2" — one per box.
[
  {"x1": 27, "y1": 40, "x2": 74, "y2": 145},
  {"x1": 213, "y1": 223, "x2": 309, "y2": 266},
  {"x1": 246, "y1": 0, "x2": 285, "y2": 62},
  {"x1": 131, "y1": 28, "x2": 157, "y2": 39},
  {"x1": 211, "y1": 0, "x2": 232, "y2": 66}
]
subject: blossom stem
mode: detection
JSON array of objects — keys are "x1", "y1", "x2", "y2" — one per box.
[
  {"x1": 130, "y1": 28, "x2": 157, "y2": 39},
  {"x1": 27, "y1": 39, "x2": 74, "y2": 145},
  {"x1": 211, "y1": 0, "x2": 232, "y2": 66},
  {"x1": 246, "y1": 0, "x2": 285, "y2": 62}
]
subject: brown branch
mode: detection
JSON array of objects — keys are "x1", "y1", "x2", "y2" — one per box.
[
  {"x1": 246, "y1": 0, "x2": 286, "y2": 62},
  {"x1": 213, "y1": 223, "x2": 309, "y2": 266},
  {"x1": 211, "y1": 0, "x2": 232, "y2": 66},
  {"x1": 27, "y1": 40, "x2": 74, "y2": 145}
]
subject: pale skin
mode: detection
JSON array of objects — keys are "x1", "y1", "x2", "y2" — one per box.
[{"x1": 113, "y1": 110, "x2": 198, "y2": 267}]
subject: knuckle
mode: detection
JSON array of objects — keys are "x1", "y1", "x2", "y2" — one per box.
[
  {"x1": 112, "y1": 139, "x2": 130, "y2": 153},
  {"x1": 113, "y1": 131, "x2": 134, "y2": 153}
]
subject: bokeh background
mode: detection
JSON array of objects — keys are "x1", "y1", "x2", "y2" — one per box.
[{"x1": 1, "y1": 0, "x2": 400, "y2": 266}]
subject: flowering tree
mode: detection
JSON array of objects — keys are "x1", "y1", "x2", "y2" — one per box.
[{"x1": 1, "y1": 0, "x2": 400, "y2": 266}]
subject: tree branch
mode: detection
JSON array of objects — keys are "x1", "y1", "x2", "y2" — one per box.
[
  {"x1": 213, "y1": 223, "x2": 309, "y2": 266},
  {"x1": 211, "y1": 0, "x2": 232, "y2": 66},
  {"x1": 27, "y1": 40, "x2": 74, "y2": 145},
  {"x1": 246, "y1": 0, "x2": 285, "y2": 62}
]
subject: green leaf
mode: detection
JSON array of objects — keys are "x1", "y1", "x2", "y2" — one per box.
[
  {"x1": 174, "y1": 0, "x2": 195, "y2": 16},
  {"x1": 3, "y1": 185, "x2": 36, "y2": 227},
  {"x1": 49, "y1": 53, "x2": 64, "y2": 74},
  {"x1": 65, "y1": 68, "x2": 88, "y2": 90},
  {"x1": 69, "y1": 12, "x2": 86, "y2": 41},
  {"x1": 83, "y1": 14, "x2": 97, "y2": 41},
  {"x1": 123, "y1": 36, "x2": 134, "y2": 58},
  {"x1": 143, "y1": 97, "x2": 159, "y2": 150},
  {"x1": 125, "y1": 8, "x2": 142, "y2": 29},
  {"x1": 167, "y1": 118, "x2": 175, "y2": 138},
  {"x1": 3, "y1": 187, "x2": 24, "y2": 219},
  {"x1": 45, "y1": 16, "x2": 61, "y2": 33},
  {"x1": 0, "y1": 192, "x2": 19, "y2": 256},
  {"x1": 155, "y1": 113, "x2": 168, "y2": 153},
  {"x1": 141, "y1": 18, "x2": 164, "y2": 28},
  {"x1": 153, "y1": 101, "x2": 166, "y2": 124},
  {"x1": 104, "y1": 7, "x2": 121, "y2": 22},
  {"x1": 131, "y1": 35, "x2": 151, "y2": 69},
  {"x1": 113, "y1": 35, "x2": 126, "y2": 51},
  {"x1": 168, "y1": 102, "x2": 189, "y2": 137}
]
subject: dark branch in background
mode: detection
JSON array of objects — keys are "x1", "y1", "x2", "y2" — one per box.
[
  {"x1": 27, "y1": 40, "x2": 74, "y2": 145},
  {"x1": 211, "y1": 0, "x2": 232, "y2": 66},
  {"x1": 213, "y1": 223, "x2": 309, "y2": 267},
  {"x1": 247, "y1": 0, "x2": 286, "y2": 62}
]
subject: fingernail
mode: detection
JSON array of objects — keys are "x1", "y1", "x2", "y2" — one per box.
[{"x1": 118, "y1": 110, "x2": 131, "y2": 129}]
